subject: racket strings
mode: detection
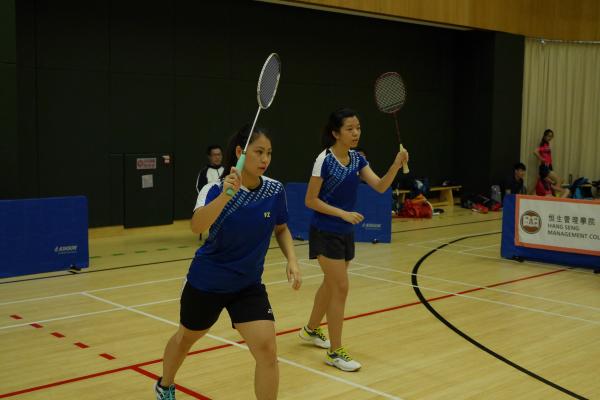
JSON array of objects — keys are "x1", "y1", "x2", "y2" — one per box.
[
  {"x1": 258, "y1": 56, "x2": 281, "y2": 108},
  {"x1": 375, "y1": 73, "x2": 406, "y2": 114}
]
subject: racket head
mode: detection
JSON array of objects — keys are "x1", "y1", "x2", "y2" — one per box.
[
  {"x1": 374, "y1": 72, "x2": 406, "y2": 114},
  {"x1": 257, "y1": 53, "x2": 281, "y2": 109}
]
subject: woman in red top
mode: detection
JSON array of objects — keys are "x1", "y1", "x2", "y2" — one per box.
[
  {"x1": 535, "y1": 165, "x2": 569, "y2": 197},
  {"x1": 533, "y1": 129, "x2": 562, "y2": 186}
]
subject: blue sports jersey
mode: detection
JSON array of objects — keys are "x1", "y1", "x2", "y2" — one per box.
[
  {"x1": 187, "y1": 176, "x2": 288, "y2": 293},
  {"x1": 310, "y1": 149, "x2": 369, "y2": 234}
]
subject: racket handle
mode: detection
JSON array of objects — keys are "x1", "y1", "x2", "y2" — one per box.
[
  {"x1": 225, "y1": 154, "x2": 246, "y2": 196},
  {"x1": 399, "y1": 144, "x2": 409, "y2": 174}
]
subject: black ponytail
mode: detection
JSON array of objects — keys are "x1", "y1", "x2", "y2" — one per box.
[
  {"x1": 539, "y1": 128, "x2": 553, "y2": 146},
  {"x1": 321, "y1": 108, "x2": 358, "y2": 149}
]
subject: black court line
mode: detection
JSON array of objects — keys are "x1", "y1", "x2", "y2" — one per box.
[
  {"x1": 0, "y1": 217, "x2": 501, "y2": 285},
  {"x1": 411, "y1": 232, "x2": 588, "y2": 400}
]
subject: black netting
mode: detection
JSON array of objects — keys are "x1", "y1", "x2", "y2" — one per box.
[
  {"x1": 258, "y1": 54, "x2": 281, "y2": 108},
  {"x1": 375, "y1": 73, "x2": 406, "y2": 113}
]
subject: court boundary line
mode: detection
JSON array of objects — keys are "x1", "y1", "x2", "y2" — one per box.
[
  {"x1": 344, "y1": 269, "x2": 600, "y2": 326},
  {"x1": 2, "y1": 228, "x2": 585, "y2": 309},
  {"x1": 82, "y1": 293, "x2": 404, "y2": 400},
  {"x1": 0, "y1": 255, "x2": 568, "y2": 399},
  {"x1": 0, "y1": 261, "x2": 287, "y2": 306},
  {"x1": 350, "y1": 261, "x2": 600, "y2": 313},
  {"x1": 0, "y1": 269, "x2": 334, "y2": 331},
  {"x1": 410, "y1": 233, "x2": 589, "y2": 400},
  {"x1": 0, "y1": 218, "x2": 502, "y2": 285},
  {"x1": 3, "y1": 252, "x2": 597, "y2": 331}
]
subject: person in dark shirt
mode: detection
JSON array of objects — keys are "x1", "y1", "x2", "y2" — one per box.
[
  {"x1": 155, "y1": 126, "x2": 301, "y2": 400},
  {"x1": 504, "y1": 162, "x2": 527, "y2": 198},
  {"x1": 298, "y1": 108, "x2": 408, "y2": 372}
]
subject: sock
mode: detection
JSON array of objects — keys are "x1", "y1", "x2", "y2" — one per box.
[{"x1": 157, "y1": 377, "x2": 171, "y2": 390}]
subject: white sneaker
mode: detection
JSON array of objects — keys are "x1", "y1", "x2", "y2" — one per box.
[
  {"x1": 326, "y1": 347, "x2": 362, "y2": 372},
  {"x1": 298, "y1": 325, "x2": 330, "y2": 349}
]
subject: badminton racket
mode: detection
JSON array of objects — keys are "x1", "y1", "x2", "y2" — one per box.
[
  {"x1": 226, "y1": 53, "x2": 282, "y2": 196},
  {"x1": 374, "y1": 71, "x2": 409, "y2": 174}
]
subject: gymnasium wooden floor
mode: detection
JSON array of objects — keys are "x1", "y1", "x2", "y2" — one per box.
[{"x1": 1, "y1": 207, "x2": 598, "y2": 399}]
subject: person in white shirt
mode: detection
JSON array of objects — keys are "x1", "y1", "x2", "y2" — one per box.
[{"x1": 196, "y1": 145, "x2": 224, "y2": 193}]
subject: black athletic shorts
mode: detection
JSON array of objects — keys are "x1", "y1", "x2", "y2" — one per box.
[
  {"x1": 308, "y1": 226, "x2": 355, "y2": 261},
  {"x1": 180, "y1": 281, "x2": 274, "y2": 331}
]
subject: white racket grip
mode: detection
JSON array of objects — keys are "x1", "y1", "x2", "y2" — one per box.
[{"x1": 400, "y1": 144, "x2": 409, "y2": 174}]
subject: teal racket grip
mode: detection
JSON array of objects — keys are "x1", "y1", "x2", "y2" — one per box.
[{"x1": 225, "y1": 154, "x2": 245, "y2": 196}]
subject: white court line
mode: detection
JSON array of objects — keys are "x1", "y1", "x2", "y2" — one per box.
[
  {"x1": 83, "y1": 292, "x2": 403, "y2": 400},
  {"x1": 438, "y1": 243, "x2": 479, "y2": 249},
  {"x1": 299, "y1": 261, "x2": 600, "y2": 325},
  {"x1": 405, "y1": 230, "x2": 501, "y2": 246},
  {"x1": 0, "y1": 269, "x2": 330, "y2": 330},
  {"x1": 407, "y1": 242, "x2": 506, "y2": 259},
  {"x1": 0, "y1": 276, "x2": 186, "y2": 306},
  {"x1": 458, "y1": 243, "x2": 501, "y2": 255},
  {"x1": 0, "y1": 261, "x2": 288, "y2": 306},
  {"x1": 342, "y1": 269, "x2": 600, "y2": 326},
  {"x1": 404, "y1": 241, "x2": 596, "y2": 275},
  {"x1": 351, "y1": 260, "x2": 600, "y2": 313},
  {"x1": 404, "y1": 233, "x2": 596, "y2": 275},
  {"x1": 130, "y1": 298, "x2": 180, "y2": 308},
  {"x1": 462, "y1": 243, "x2": 501, "y2": 251},
  {"x1": 0, "y1": 228, "x2": 579, "y2": 308},
  {"x1": 0, "y1": 308, "x2": 125, "y2": 330},
  {"x1": 404, "y1": 241, "x2": 476, "y2": 249},
  {"x1": 126, "y1": 271, "x2": 334, "y2": 309}
]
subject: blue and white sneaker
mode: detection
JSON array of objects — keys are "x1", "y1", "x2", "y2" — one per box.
[{"x1": 154, "y1": 378, "x2": 176, "y2": 400}]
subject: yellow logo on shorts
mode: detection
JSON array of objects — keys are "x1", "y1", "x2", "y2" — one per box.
[{"x1": 264, "y1": 212, "x2": 271, "y2": 218}]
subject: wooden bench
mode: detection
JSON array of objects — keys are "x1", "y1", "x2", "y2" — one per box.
[{"x1": 394, "y1": 185, "x2": 462, "y2": 207}]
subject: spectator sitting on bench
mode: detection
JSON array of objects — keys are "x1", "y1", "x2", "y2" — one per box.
[
  {"x1": 503, "y1": 162, "x2": 527, "y2": 198},
  {"x1": 536, "y1": 165, "x2": 569, "y2": 198}
]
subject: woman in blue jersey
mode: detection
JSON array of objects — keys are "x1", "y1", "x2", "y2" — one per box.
[
  {"x1": 154, "y1": 125, "x2": 302, "y2": 400},
  {"x1": 298, "y1": 108, "x2": 408, "y2": 372}
]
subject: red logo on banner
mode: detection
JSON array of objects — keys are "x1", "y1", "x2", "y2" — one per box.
[{"x1": 520, "y1": 210, "x2": 542, "y2": 234}]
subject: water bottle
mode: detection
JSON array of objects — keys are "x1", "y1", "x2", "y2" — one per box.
[{"x1": 491, "y1": 185, "x2": 501, "y2": 204}]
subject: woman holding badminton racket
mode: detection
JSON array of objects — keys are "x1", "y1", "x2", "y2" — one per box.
[
  {"x1": 155, "y1": 124, "x2": 302, "y2": 400},
  {"x1": 298, "y1": 108, "x2": 408, "y2": 372}
]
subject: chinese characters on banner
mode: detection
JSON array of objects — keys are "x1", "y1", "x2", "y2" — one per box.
[{"x1": 515, "y1": 195, "x2": 600, "y2": 256}]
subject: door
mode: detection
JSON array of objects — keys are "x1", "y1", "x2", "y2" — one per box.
[{"x1": 123, "y1": 153, "x2": 173, "y2": 228}]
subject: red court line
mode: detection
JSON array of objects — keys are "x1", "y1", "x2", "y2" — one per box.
[
  {"x1": 486, "y1": 269, "x2": 566, "y2": 287},
  {"x1": 51, "y1": 332, "x2": 65, "y2": 338},
  {"x1": 30, "y1": 323, "x2": 43, "y2": 328},
  {"x1": 0, "y1": 343, "x2": 240, "y2": 397},
  {"x1": 133, "y1": 343, "x2": 237, "y2": 369},
  {"x1": 341, "y1": 268, "x2": 567, "y2": 322},
  {"x1": 0, "y1": 366, "x2": 133, "y2": 398},
  {"x1": 10, "y1": 315, "x2": 22, "y2": 320},
  {"x1": 99, "y1": 353, "x2": 115, "y2": 360},
  {"x1": 0, "y1": 267, "x2": 568, "y2": 398},
  {"x1": 74, "y1": 342, "x2": 89, "y2": 349},
  {"x1": 132, "y1": 366, "x2": 212, "y2": 400}
]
